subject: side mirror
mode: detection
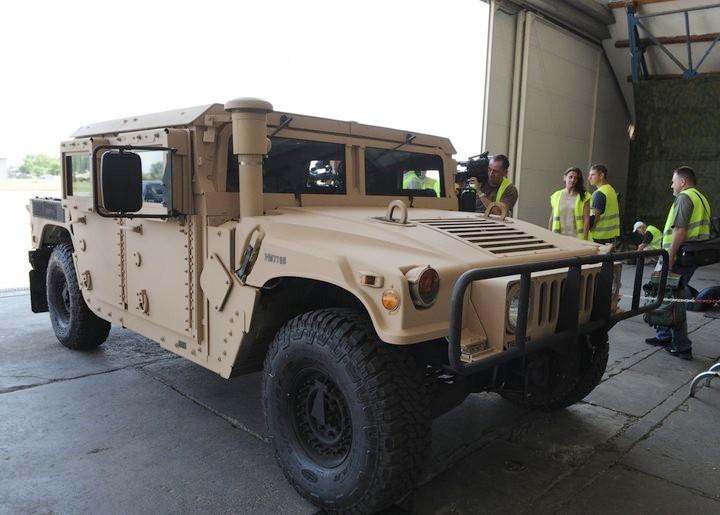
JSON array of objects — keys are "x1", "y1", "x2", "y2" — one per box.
[
  {"x1": 93, "y1": 144, "x2": 178, "y2": 219},
  {"x1": 100, "y1": 151, "x2": 143, "y2": 213}
]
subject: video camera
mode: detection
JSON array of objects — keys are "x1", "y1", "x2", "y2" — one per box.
[
  {"x1": 456, "y1": 151, "x2": 490, "y2": 212},
  {"x1": 456, "y1": 151, "x2": 490, "y2": 186}
]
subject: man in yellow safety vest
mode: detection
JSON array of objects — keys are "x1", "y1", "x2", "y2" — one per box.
[
  {"x1": 588, "y1": 164, "x2": 620, "y2": 246},
  {"x1": 633, "y1": 221, "x2": 663, "y2": 251},
  {"x1": 645, "y1": 166, "x2": 712, "y2": 359},
  {"x1": 467, "y1": 154, "x2": 518, "y2": 216},
  {"x1": 402, "y1": 170, "x2": 440, "y2": 197}
]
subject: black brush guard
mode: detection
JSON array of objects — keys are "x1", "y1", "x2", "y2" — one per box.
[{"x1": 448, "y1": 249, "x2": 669, "y2": 375}]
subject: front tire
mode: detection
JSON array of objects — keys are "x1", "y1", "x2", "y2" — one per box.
[
  {"x1": 46, "y1": 243, "x2": 110, "y2": 350},
  {"x1": 262, "y1": 309, "x2": 430, "y2": 513},
  {"x1": 500, "y1": 330, "x2": 609, "y2": 411}
]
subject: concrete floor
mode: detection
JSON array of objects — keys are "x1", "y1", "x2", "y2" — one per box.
[{"x1": 1, "y1": 264, "x2": 719, "y2": 514}]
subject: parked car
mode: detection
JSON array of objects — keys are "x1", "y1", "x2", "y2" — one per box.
[{"x1": 142, "y1": 180, "x2": 164, "y2": 203}]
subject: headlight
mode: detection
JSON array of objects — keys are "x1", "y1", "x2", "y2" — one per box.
[
  {"x1": 406, "y1": 266, "x2": 440, "y2": 308},
  {"x1": 505, "y1": 283, "x2": 533, "y2": 334},
  {"x1": 506, "y1": 286, "x2": 520, "y2": 333}
]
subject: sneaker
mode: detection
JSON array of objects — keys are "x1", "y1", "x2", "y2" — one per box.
[
  {"x1": 665, "y1": 347, "x2": 693, "y2": 360},
  {"x1": 645, "y1": 337, "x2": 671, "y2": 346}
]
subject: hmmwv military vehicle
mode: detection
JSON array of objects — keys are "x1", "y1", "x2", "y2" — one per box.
[{"x1": 28, "y1": 98, "x2": 667, "y2": 513}]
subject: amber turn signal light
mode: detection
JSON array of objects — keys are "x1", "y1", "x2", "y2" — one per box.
[{"x1": 381, "y1": 289, "x2": 401, "y2": 311}]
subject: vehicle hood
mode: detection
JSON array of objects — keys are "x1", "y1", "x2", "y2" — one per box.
[{"x1": 248, "y1": 205, "x2": 600, "y2": 271}]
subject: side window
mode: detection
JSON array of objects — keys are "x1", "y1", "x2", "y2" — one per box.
[
  {"x1": 135, "y1": 149, "x2": 170, "y2": 213},
  {"x1": 65, "y1": 154, "x2": 91, "y2": 197},
  {"x1": 226, "y1": 137, "x2": 346, "y2": 194},
  {"x1": 365, "y1": 148, "x2": 444, "y2": 197}
]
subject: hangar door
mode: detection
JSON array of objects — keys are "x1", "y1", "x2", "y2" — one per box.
[{"x1": 482, "y1": 5, "x2": 630, "y2": 228}]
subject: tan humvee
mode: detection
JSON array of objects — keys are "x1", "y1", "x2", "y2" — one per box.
[{"x1": 28, "y1": 98, "x2": 665, "y2": 513}]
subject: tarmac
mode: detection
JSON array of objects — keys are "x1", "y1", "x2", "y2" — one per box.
[{"x1": 1, "y1": 263, "x2": 719, "y2": 514}]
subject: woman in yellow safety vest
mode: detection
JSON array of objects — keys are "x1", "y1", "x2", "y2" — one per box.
[{"x1": 549, "y1": 167, "x2": 591, "y2": 240}]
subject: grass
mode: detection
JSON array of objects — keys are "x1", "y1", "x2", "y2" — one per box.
[{"x1": 0, "y1": 178, "x2": 62, "y2": 192}]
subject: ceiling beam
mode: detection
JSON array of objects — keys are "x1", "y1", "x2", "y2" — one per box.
[
  {"x1": 570, "y1": 0, "x2": 615, "y2": 25},
  {"x1": 508, "y1": 0, "x2": 611, "y2": 41},
  {"x1": 616, "y1": 32, "x2": 720, "y2": 48},
  {"x1": 608, "y1": 0, "x2": 675, "y2": 9},
  {"x1": 626, "y1": 70, "x2": 720, "y2": 81}
]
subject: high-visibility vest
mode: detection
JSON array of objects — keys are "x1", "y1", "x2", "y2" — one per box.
[
  {"x1": 402, "y1": 171, "x2": 418, "y2": 189},
  {"x1": 662, "y1": 187, "x2": 712, "y2": 249},
  {"x1": 496, "y1": 177, "x2": 512, "y2": 205},
  {"x1": 550, "y1": 190, "x2": 591, "y2": 239},
  {"x1": 402, "y1": 171, "x2": 440, "y2": 197},
  {"x1": 590, "y1": 183, "x2": 620, "y2": 241},
  {"x1": 646, "y1": 224, "x2": 662, "y2": 250},
  {"x1": 425, "y1": 177, "x2": 440, "y2": 197}
]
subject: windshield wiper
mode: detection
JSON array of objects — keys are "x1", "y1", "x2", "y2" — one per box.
[
  {"x1": 392, "y1": 133, "x2": 416, "y2": 151},
  {"x1": 270, "y1": 115, "x2": 293, "y2": 138}
]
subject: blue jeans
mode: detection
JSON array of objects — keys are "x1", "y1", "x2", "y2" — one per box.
[{"x1": 656, "y1": 265, "x2": 696, "y2": 353}]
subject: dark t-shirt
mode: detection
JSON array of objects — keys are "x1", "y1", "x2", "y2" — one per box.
[
  {"x1": 475, "y1": 182, "x2": 519, "y2": 212},
  {"x1": 591, "y1": 191, "x2": 606, "y2": 213}
]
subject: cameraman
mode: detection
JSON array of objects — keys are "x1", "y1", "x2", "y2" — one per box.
[{"x1": 467, "y1": 154, "x2": 518, "y2": 215}]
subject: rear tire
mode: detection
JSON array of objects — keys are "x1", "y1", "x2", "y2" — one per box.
[
  {"x1": 686, "y1": 285, "x2": 707, "y2": 312},
  {"x1": 695, "y1": 285, "x2": 720, "y2": 312},
  {"x1": 262, "y1": 308, "x2": 430, "y2": 513},
  {"x1": 46, "y1": 243, "x2": 110, "y2": 350},
  {"x1": 500, "y1": 330, "x2": 608, "y2": 411}
]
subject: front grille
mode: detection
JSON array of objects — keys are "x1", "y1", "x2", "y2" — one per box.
[
  {"x1": 415, "y1": 218, "x2": 555, "y2": 256},
  {"x1": 532, "y1": 271, "x2": 598, "y2": 329},
  {"x1": 508, "y1": 269, "x2": 599, "y2": 347},
  {"x1": 31, "y1": 198, "x2": 64, "y2": 222}
]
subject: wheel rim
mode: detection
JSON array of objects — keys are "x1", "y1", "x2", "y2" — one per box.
[
  {"x1": 290, "y1": 368, "x2": 352, "y2": 468},
  {"x1": 49, "y1": 268, "x2": 71, "y2": 330}
]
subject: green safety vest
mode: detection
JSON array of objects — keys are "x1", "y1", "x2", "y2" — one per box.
[
  {"x1": 646, "y1": 224, "x2": 662, "y2": 250},
  {"x1": 590, "y1": 183, "x2": 620, "y2": 241},
  {"x1": 402, "y1": 171, "x2": 440, "y2": 197},
  {"x1": 496, "y1": 177, "x2": 512, "y2": 206},
  {"x1": 662, "y1": 187, "x2": 712, "y2": 249},
  {"x1": 550, "y1": 190, "x2": 591, "y2": 240}
]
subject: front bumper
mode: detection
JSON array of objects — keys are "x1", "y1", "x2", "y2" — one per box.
[{"x1": 447, "y1": 249, "x2": 669, "y2": 375}]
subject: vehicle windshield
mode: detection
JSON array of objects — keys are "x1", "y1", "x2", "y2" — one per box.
[
  {"x1": 225, "y1": 137, "x2": 445, "y2": 199},
  {"x1": 364, "y1": 148, "x2": 444, "y2": 197},
  {"x1": 227, "y1": 137, "x2": 345, "y2": 194}
]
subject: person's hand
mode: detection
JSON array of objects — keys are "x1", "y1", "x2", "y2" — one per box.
[{"x1": 467, "y1": 177, "x2": 481, "y2": 191}]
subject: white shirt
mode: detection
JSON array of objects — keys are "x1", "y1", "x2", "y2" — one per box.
[{"x1": 559, "y1": 191, "x2": 578, "y2": 237}]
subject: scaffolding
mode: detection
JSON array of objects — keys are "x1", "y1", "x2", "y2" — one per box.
[{"x1": 627, "y1": 3, "x2": 720, "y2": 81}]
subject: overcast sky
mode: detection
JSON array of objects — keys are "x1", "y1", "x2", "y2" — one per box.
[{"x1": 1, "y1": 0, "x2": 488, "y2": 167}]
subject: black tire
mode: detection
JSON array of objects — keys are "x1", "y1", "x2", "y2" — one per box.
[
  {"x1": 695, "y1": 286, "x2": 720, "y2": 312},
  {"x1": 686, "y1": 285, "x2": 707, "y2": 312},
  {"x1": 500, "y1": 330, "x2": 609, "y2": 411},
  {"x1": 262, "y1": 309, "x2": 430, "y2": 514},
  {"x1": 46, "y1": 243, "x2": 110, "y2": 350}
]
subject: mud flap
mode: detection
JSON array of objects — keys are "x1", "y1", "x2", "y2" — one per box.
[{"x1": 29, "y1": 248, "x2": 51, "y2": 313}]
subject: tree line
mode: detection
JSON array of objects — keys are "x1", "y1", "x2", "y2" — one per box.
[
  {"x1": 14, "y1": 153, "x2": 164, "y2": 178},
  {"x1": 17, "y1": 154, "x2": 61, "y2": 177}
]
